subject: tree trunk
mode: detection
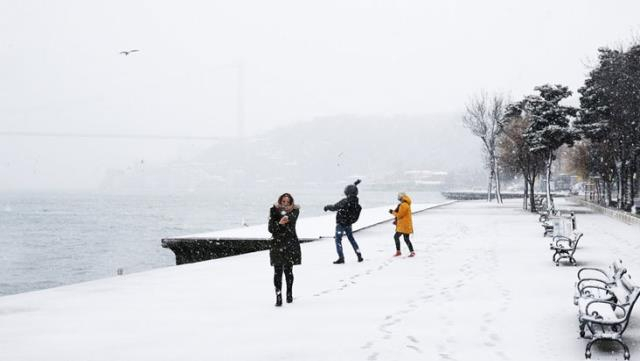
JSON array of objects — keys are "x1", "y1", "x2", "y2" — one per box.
[
  {"x1": 528, "y1": 178, "x2": 537, "y2": 212},
  {"x1": 545, "y1": 152, "x2": 553, "y2": 211},
  {"x1": 494, "y1": 157, "x2": 503, "y2": 204},
  {"x1": 523, "y1": 176, "x2": 528, "y2": 210},
  {"x1": 596, "y1": 178, "x2": 603, "y2": 205},
  {"x1": 616, "y1": 161, "x2": 623, "y2": 209},
  {"x1": 632, "y1": 165, "x2": 638, "y2": 210},
  {"x1": 487, "y1": 169, "x2": 494, "y2": 202},
  {"x1": 625, "y1": 164, "x2": 634, "y2": 211}
]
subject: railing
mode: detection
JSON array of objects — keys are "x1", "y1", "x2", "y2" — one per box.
[{"x1": 572, "y1": 197, "x2": 640, "y2": 226}]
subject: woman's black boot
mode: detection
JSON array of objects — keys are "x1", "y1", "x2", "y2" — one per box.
[
  {"x1": 286, "y1": 289, "x2": 293, "y2": 303},
  {"x1": 275, "y1": 290, "x2": 283, "y2": 307}
]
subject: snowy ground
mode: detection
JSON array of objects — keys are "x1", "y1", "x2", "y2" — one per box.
[{"x1": 1, "y1": 198, "x2": 640, "y2": 361}]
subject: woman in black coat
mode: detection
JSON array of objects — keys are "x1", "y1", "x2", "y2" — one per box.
[{"x1": 268, "y1": 193, "x2": 301, "y2": 306}]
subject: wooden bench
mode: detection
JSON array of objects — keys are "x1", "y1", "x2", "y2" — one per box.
[
  {"x1": 549, "y1": 230, "x2": 582, "y2": 266},
  {"x1": 576, "y1": 272, "x2": 640, "y2": 360},
  {"x1": 574, "y1": 260, "x2": 626, "y2": 305}
]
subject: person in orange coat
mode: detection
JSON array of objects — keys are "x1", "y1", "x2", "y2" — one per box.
[{"x1": 389, "y1": 192, "x2": 415, "y2": 257}]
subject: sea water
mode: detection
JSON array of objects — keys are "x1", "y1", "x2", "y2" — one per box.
[{"x1": 0, "y1": 187, "x2": 445, "y2": 296}]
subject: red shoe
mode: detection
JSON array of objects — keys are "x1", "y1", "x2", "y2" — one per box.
[
  {"x1": 393, "y1": 251, "x2": 401, "y2": 257},
  {"x1": 409, "y1": 251, "x2": 416, "y2": 257}
]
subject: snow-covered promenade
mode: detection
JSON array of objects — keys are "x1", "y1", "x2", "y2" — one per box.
[{"x1": 2, "y1": 198, "x2": 640, "y2": 361}]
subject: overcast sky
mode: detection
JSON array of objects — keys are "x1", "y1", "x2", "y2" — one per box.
[{"x1": 1, "y1": 0, "x2": 639, "y2": 190}]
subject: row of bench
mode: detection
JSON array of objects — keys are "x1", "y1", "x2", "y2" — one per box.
[
  {"x1": 539, "y1": 207, "x2": 581, "y2": 266},
  {"x1": 536, "y1": 203, "x2": 638, "y2": 359}
]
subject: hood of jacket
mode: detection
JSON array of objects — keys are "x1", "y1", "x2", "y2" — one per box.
[{"x1": 399, "y1": 193, "x2": 412, "y2": 205}]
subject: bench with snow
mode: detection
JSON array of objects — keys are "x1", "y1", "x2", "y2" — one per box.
[
  {"x1": 549, "y1": 230, "x2": 582, "y2": 266},
  {"x1": 542, "y1": 212, "x2": 576, "y2": 237},
  {"x1": 541, "y1": 216, "x2": 556, "y2": 237},
  {"x1": 538, "y1": 207, "x2": 556, "y2": 223},
  {"x1": 574, "y1": 260, "x2": 626, "y2": 305},
  {"x1": 536, "y1": 196, "x2": 555, "y2": 222},
  {"x1": 575, "y1": 269, "x2": 640, "y2": 360}
]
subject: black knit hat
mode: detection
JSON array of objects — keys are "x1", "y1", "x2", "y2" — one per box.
[{"x1": 344, "y1": 179, "x2": 361, "y2": 196}]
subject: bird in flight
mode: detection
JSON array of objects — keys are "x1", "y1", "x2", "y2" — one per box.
[{"x1": 119, "y1": 49, "x2": 140, "y2": 56}]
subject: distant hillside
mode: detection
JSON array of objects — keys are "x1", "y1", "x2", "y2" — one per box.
[{"x1": 100, "y1": 113, "x2": 485, "y2": 192}]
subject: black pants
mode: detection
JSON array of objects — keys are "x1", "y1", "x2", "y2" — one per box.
[
  {"x1": 394, "y1": 232, "x2": 414, "y2": 252},
  {"x1": 273, "y1": 264, "x2": 294, "y2": 293}
]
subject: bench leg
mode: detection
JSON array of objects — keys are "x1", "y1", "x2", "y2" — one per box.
[
  {"x1": 615, "y1": 340, "x2": 631, "y2": 360},
  {"x1": 579, "y1": 321, "x2": 587, "y2": 338},
  {"x1": 585, "y1": 338, "x2": 630, "y2": 360},
  {"x1": 585, "y1": 339, "x2": 595, "y2": 359}
]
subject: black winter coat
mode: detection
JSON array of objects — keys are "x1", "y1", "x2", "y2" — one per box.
[
  {"x1": 325, "y1": 195, "x2": 359, "y2": 226},
  {"x1": 268, "y1": 205, "x2": 302, "y2": 266}
]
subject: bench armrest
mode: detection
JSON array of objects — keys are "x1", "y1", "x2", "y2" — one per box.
[
  {"x1": 551, "y1": 239, "x2": 573, "y2": 248},
  {"x1": 552, "y1": 235, "x2": 572, "y2": 242},
  {"x1": 582, "y1": 300, "x2": 627, "y2": 324},
  {"x1": 577, "y1": 278, "x2": 609, "y2": 290},
  {"x1": 578, "y1": 284, "x2": 614, "y2": 299},
  {"x1": 577, "y1": 267, "x2": 608, "y2": 280}
]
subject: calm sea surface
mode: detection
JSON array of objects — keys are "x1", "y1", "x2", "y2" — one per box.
[{"x1": 0, "y1": 187, "x2": 445, "y2": 296}]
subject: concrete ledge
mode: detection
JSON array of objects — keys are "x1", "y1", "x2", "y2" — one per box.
[
  {"x1": 162, "y1": 202, "x2": 455, "y2": 265},
  {"x1": 161, "y1": 237, "x2": 317, "y2": 265}
]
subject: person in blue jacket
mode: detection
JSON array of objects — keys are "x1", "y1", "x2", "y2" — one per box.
[{"x1": 324, "y1": 180, "x2": 363, "y2": 264}]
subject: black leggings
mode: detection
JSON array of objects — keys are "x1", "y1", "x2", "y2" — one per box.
[
  {"x1": 273, "y1": 264, "x2": 294, "y2": 292},
  {"x1": 394, "y1": 232, "x2": 414, "y2": 252}
]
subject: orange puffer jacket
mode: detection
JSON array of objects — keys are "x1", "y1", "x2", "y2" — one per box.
[{"x1": 392, "y1": 194, "x2": 413, "y2": 234}]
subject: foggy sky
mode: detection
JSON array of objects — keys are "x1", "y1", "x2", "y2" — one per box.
[{"x1": 1, "y1": 0, "x2": 639, "y2": 190}]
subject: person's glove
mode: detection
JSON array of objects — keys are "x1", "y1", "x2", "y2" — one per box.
[{"x1": 323, "y1": 205, "x2": 330, "y2": 212}]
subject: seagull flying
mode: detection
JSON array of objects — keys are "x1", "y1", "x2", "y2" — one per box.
[{"x1": 119, "y1": 49, "x2": 140, "y2": 56}]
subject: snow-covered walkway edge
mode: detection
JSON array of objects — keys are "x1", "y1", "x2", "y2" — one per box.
[
  {"x1": 2, "y1": 198, "x2": 640, "y2": 361},
  {"x1": 167, "y1": 201, "x2": 457, "y2": 241}
]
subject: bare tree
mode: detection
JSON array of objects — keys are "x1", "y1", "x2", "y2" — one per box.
[{"x1": 462, "y1": 91, "x2": 506, "y2": 203}]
